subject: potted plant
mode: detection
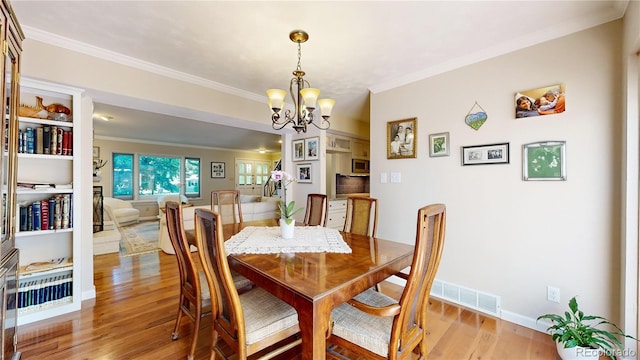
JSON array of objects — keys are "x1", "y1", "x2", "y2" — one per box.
[
  {"x1": 270, "y1": 170, "x2": 303, "y2": 238},
  {"x1": 537, "y1": 296, "x2": 637, "y2": 360}
]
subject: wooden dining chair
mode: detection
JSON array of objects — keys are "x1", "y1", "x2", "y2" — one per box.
[
  {"x1": 194, "y1": 208, "x2": 302, "y2": 360},
  {"x1": 303, "y1": 193, "x2": 328, "y2": 226},
  {"x1": 328, "y1": 203, "x2": 446, "y2": 360},
  {"x1": 165, "y1": 201, "x2": 211, "y2": 360},
  {"x1": 343, "y1": 196, "x2": 378, "y2": 237},
  {"x1": 211, "y1": 190, "x2": 243, "y2": 224}
]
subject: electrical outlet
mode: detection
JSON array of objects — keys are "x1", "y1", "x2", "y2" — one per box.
[{"x1": 547, "y1": 286, "x2": 560, "y2": 303}]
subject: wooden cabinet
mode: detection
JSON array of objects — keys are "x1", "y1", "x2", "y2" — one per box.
[
  {"x1": 14, "y1": 78, "x2": 83, "y2": 326},
  {"x1": 351, "y1": 139, "x2": 369, "y2": 160},
  {"x1": 326, "y1": 134, "x2": 351, "y2": 153},
  {"x1": 327, "y1": 199, "x2": 347, "y2": 230},
  {"x1": 0, "y1": 0, "x2": 22, "y2": 358}
]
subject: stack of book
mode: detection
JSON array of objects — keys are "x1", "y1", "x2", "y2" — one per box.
[
  {"x1": 18, "y1": 126, "x2": 73, "y2": 155},
  {"x1": 17, "y1": 273, "x2": 73, "y2": 313},
  {"x1": 18, "y1": 194, "x2": 72, "y2": 232}
]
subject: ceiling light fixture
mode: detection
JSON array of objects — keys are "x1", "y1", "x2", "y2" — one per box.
[{"x1": 267, "y1": 30, "x2": 335, "y2": 133}]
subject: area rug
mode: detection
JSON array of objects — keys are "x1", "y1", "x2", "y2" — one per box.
[{"x1": 119, "y1": 220, "x2": 159, "y2": 257}]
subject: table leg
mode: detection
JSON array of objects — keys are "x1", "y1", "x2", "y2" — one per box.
[{"x1": 297, "y1": 300, "x2": 330, "y2": 360}]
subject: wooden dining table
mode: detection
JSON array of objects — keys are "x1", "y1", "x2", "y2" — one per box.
[{"x1": 222, "y1": 219, "x2": 415, "y2": 360}]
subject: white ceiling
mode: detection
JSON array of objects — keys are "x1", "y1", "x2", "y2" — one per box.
[{"x1": 11, "y1": 0, "x2": 628, "y2": 152}]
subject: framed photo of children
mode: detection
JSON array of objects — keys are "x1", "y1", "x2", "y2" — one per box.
[
  {"x1": 293, "y1": 139, "x2": 304, "y2": 161},
  {"x1": 211, "y1": 162, "x2": 225, "y2": 178},
  {"x1": 522, "y1": 141, "x2": 566, "y2": 181},
  {"x1": 387, "y1": 117, "x2": 417, "y2": 159},
  {"x1": 429, "y1": 132, "x2": 450, "y2": 157},
  {"x1": 296, "y1": 163, "x2": 312, "y2": 183},
  {"x1": 461, "y1": 143, "x2": 509, "y2": 166},
  {"x1": 305, "y1": 137, "x2": 319, "y2": 161},
  {"x1": 515, "y1": 83, "x2": 565, "y2": 119}
]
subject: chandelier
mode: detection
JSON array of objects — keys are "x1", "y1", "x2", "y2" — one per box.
[{"x1": 267, "y1": 30, "x2": 335, "y2": 133}]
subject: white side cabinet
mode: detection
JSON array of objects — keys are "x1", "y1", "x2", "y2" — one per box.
[
  {"x1": 14, "y1": 78, "x2": 84, "y2": 325},
  {"x1": 327, "y1": 199, "x2": 347, "y2": 230}
]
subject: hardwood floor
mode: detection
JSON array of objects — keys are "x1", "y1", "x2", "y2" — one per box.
[{"x1": 16, "y1": 250, "x2": 557, "y2": 359}]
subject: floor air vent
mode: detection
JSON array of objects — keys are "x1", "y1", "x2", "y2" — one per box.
[{"x1": 430, "y1": 279, "x2": 501, "y2": 317}]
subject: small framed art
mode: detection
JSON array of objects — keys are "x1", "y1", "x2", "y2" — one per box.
[
  {"x1": 211, "y1": 162, "x2": 225, "y2": 178},
  {"x1": 461, "y1": 143, "x2": 509, "y2": 165},
  {"x1": 387, "y1": 117, "x2": 417, "y2": 159},
  {"x1": 293, "y1": 139, "x2": 304, "y2": 161},
  {"x1": 522, "y1": 141, "x2": 566, "y2": 181},
  {"x1": 429, "y1": 132, "x2": 450, "y2": 157},
  {"x1": 93, "y1": 146, "x2": 100, "y2": 159},
  {"x1": 296, "y1": 163, "x2": 312, "y2": 183},
  {"x1": 305, "y1": 137, "x2": 319, "y2": 161}
]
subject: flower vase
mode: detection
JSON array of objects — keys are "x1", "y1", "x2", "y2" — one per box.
[{"x1": 279, "y1": 218, "x2": 295, "y2": 239}]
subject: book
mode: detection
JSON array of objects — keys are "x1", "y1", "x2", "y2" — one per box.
[
  {"x1": 50, "y1": 126, "x2": 57, "y2": 155},
  {"x1": 61, "y1": 194, "x2": 70, "y2": 229},
  {"x1": 32, "y1": 201, "x2": 41, "y2": 231},
  {"x1": 40, "y1": 199, "x2": 49, "y2": 230},
  {"x1": 42, "y1": 125, "x2": 50, "y2": 154},
  {"x1": 23, "y1": 257, "x2": 68, "y2": 272},
  {"x1": 48, "y1": 197, "x2": 55, "y2": 230},
  {"x1": 35, "y1": 127, "x2": 43, "y2": 154},
  {"x1": 19, "y1": 205, "x2": 26, "y2": 232},
  {"x1": 17, "y1": 182, "x2": 53, "y2": 190},
  {"x1": 56, "y1": 127, "x2": 63, "y2": 155},
  {"x1": 25, "y1": 127, "x2": 34, "y2": 154}
]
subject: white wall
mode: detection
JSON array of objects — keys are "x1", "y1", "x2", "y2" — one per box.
[{"x1": 371, "y1": 21, "x2": 623, "y2": 327}]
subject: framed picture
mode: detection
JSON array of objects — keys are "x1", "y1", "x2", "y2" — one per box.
[
  {"x1": 93, "y1": 146, "x2": 100, "y2": 159},
  {"x1": 429, "y1": 132, "x2": 450, "y2": 157},
  {"x1": 523, "y1": 141, "x2": 566, "y2": 181},
  {"x1": 296, "y1": 163, "x2": 312, "y2": 183},
  {"x1": 293, "y1": 139, "x2": 305, "y2": 161},
  {"x1": 387, "y1": 117, "x2": 417, "y2": 159},
  {"x1": 210, "y1": 162, "x2": 225, "y2": 178},
  {"x1": 461, "y1": 143, "x2": 510, "y2": 165},
  {"x1": 515, "y1": 83, "x2": 565, "y2": 119},
  {"x1": 305, "y1": 137, "x2": 319, "y2": 161}
]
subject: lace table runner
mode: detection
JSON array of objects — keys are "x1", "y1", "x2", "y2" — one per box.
[{"x1": 225, "y1": 226, "x2": 352, "y2": 254}]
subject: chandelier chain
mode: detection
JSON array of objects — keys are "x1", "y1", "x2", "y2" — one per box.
[{"x1": 296, "y1": 42, "x2": 302, "y2": 72}]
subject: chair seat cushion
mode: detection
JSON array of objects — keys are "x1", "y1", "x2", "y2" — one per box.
[
  {"x1": 198, "y1": 271, "x2": 210, "y2": 300},
  {"x1": 330, "y1": 288, "x2": 398, "y2": 357},
  {"x1": 240, "y1": 287, "x2": 298, "y2": 345},
  {"x1": 231, "y1": 269, "x2": 253, "y2": 291}
]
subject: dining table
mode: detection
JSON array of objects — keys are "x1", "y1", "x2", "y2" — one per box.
[{"x1": 221, "y1": 219, "x2": 415, "y2": 360}]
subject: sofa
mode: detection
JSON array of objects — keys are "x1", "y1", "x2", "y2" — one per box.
[
  {"x1": 103, "y1": 197, "x2": 140, "y2": 226},
  {"x1": 159, "y1": 196, "x2": 280, "y2": 254}
]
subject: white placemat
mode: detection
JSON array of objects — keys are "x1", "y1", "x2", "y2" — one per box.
[{"x1": 225, "y1": 226, "x2": 352, "y2": 254}]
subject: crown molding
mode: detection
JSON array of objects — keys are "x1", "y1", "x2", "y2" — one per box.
[{"x1": 22, "y1": 26, "x2": 264, "y2": 103}]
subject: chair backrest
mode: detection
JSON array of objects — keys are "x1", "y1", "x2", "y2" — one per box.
[
  {"x1": 158, "y1": 194, "x2": 188, "y2": 216},
  {"x1": 194, "y1": 208, "x2": 247, "y2": 356},
  {"x1": 343, "y1": 197, "x2": 378, "y2": 237},
  {"x1": 392, "y1": 203, "x2": 446, "y2": 356},
  {"x1": 211, "y1": 190, "x2": 243, "y2": 224},
  {"x1": 303, "y1": 193, "x2": 328, "y2": 226},
  {"x1": 165, "y1": 201, "x2": 202, "y2": 308}
]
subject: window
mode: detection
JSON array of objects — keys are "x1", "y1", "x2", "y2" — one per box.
[
  {"x1": 236, "y1": 159, "x2": 271, "y2": 196},
  {"x1": 113, "y1": 153, "x2": 133, "y2": 199},
  {"x1": 112, "y1": 153, "x2": 200, "y2": 199}
]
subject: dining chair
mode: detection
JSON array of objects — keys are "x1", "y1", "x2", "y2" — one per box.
[
  {"x1": 327, "y1": 203, "x2": 446, "y2": 360},
  {"x1": 303, "y1": 193, "x2": 328, "y2": 226},
  {"x1": 194, "y1": 208, "x2": 302, "y2": 360},
  {"x1": 211, "y1": 190, "x2": 243, "y2": 224},
  {"x1": 343, "y1": 196, "x2": 378, "y2": 237},
  {"x1": 165, "y1": 201, "x2": 211, "y2": 360}
]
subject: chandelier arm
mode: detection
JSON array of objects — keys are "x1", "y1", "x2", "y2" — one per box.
[
  {"x1": 310, "y1": 118, "x2": 330, "y2": 130},
  {"x1": 271, "y1": 110, "x2": 296, "y2": 130}
]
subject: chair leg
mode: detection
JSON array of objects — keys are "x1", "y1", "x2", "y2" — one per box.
[
  {"x1": 172, "y1": 297, "x2": 185, "y2": 340},
  {"x1": 188, "y1": 305, "x2": 202, "y2": 360}
]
